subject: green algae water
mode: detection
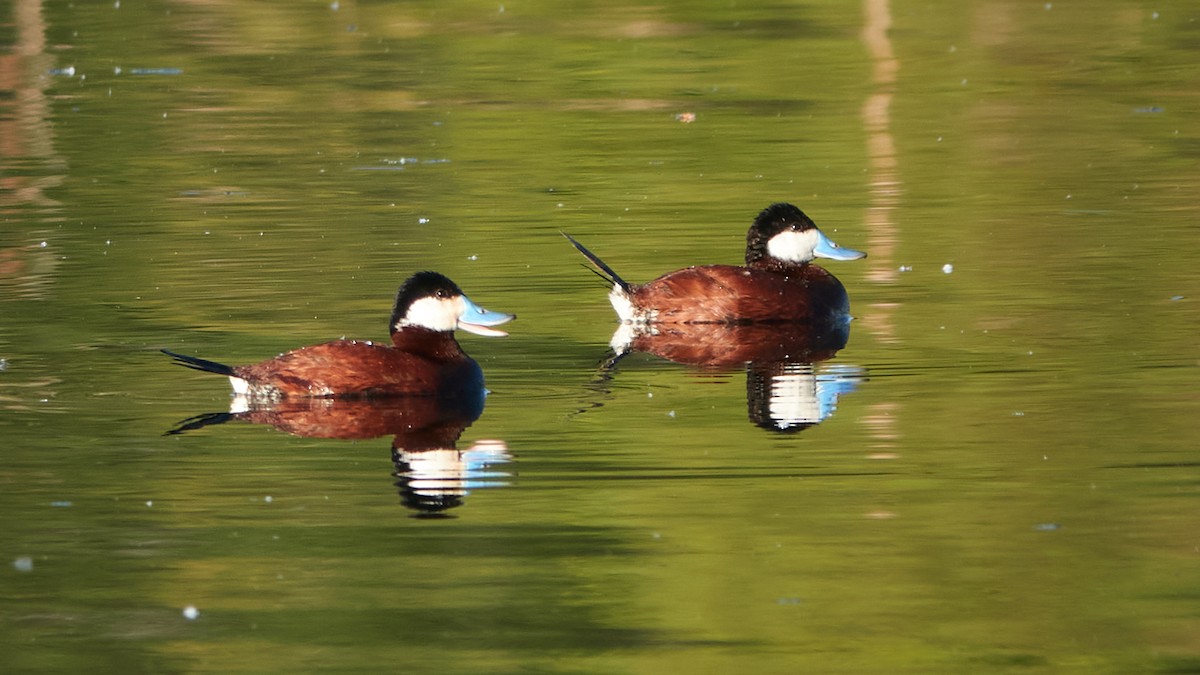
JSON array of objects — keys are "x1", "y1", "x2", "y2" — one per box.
[{"x1": 2, "y1": 0, "x2": 1199, "y2": 672}]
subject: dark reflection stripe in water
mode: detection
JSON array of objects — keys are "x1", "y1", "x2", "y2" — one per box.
[
  {"x1": 191, "y1": 525, "x2": 642, "y2": 559},
  {"x1": 1100, "y1": 463, "x2": 1200, "y2": 470},
  {"x1": 197, "y1": 607, "x2": 754, "y2": 652},
  {"x1": 530, "y1": 470, "x2": 900, "y2": 482}
]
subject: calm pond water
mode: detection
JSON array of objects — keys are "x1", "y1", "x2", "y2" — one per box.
[{"x1": 3, "y1": 0, "x2": 1199, "y2": 672}]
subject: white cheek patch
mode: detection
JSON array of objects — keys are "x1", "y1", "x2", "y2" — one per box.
[
  {"x1": 400, "y1": 296, "x2": 461, "y2": 331},
  {"x1": 766, "y1": 229, "x2": 821, "y2": 263}
]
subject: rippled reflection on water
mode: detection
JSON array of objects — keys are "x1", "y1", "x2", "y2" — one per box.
[
  {"x1": 164, "y1": 376, "x2": 514, "y2": 516},
  {"x1": 598, "y1": 319, "x2": 863, "y2": 432}
]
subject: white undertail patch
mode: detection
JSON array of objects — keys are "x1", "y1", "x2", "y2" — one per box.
[
  {"x1": 229, "y1": 394, "x2": 251, "y2": 414},
  {"x1": 609, "y1": 322, "x2": 635, "y2": 354},
  {"x1": 608, "y1": 284, "x2": 638, "y2": 323},
  {"x1": 229, "y1": 376, "x2": 250, "y2": 396}
]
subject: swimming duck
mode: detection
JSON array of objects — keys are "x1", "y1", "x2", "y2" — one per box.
[
  {"x1": 162, "y1": 271, "x2": 513, "y2": 399},
  {"x1": 565, "y1": 202, "x2": 866, "y2": 324}
]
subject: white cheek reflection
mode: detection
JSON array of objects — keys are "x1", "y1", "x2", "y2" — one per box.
[
  {"x1": 768, "y1": 364, "x2": 820, "y2": 428},
  {"x1": 396, "y1": 440, "x2": 513, "y2": 497},
  {"x1": 767, "y1": 362, "x2": 863, "y2": 430}
]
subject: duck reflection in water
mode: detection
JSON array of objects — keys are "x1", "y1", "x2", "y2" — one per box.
[
  {"x1": 167, "y1": 395, "x2": 512, "y2": 516},
  {"x1": 163, "y1": 272, "x2": 514, "y2": 515},
  {"x1": 607, "y1": 320, "x2": 863, "y2": 432},
  {"x1": 568, "y1": 203, "x2": 867, "y2": 431}
]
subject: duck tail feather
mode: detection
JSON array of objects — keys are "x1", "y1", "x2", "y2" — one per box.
[
  {"x1": 161, "y1": 349, "x2": 235, "y2": 376},
  {"x1": 562, "y1": 232, "x2": 631, "y2": 293},
  {"x1": 165, "y1": 411, "x2": 236, "y2": 436}
]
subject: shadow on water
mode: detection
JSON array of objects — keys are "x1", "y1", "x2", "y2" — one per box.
[
  {"x1": 585, "y1": 316, "x2": 863, "y2": 433},
  {"x1": 167, "y1": 394, "x2": 511, "y2": 518}
]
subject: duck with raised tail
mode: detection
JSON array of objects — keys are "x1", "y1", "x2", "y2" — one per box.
[
  {"x1": 162, "y1": 271, "x2": 514, "y2": 400},
  {"x1": 564, "y1": 202, "x2": 866, "y2": 325}
]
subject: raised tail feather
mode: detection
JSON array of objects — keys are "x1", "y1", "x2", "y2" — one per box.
[
  {"x1": 161, "y1": 349, "x2": 235, "y2": 376},
  {"x1": 562, "y1": 232, "x2": 631, "y2": 293}
]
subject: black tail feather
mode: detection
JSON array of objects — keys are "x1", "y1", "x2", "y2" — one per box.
[
  {"x1": 161, "y1": 349, "x2": 235, "y2": 376},
  {"x1": 562, "y1": 232, "x2": 630, "y2": 293},
  {"x1": 165, "y1": 411, "x2": 236, "y2": 435}
]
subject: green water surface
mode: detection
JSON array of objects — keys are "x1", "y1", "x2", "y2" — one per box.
[{"x1": 2, "y1": 0, "x2": 1199, "y2": 672}]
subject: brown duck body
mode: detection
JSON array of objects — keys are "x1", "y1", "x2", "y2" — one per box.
[
  {"x1": 163, "y1": 271, "x2": 512, "y2": 400},
  {"x1": 565, "y1": 202, "x2": 865, "y2": 326},
  {"x1": 620, "y1": 260, "x2": 850, "y2": 324},
  {"x1": 228, "y1": 331, "x2": 484, "y2": 398}
]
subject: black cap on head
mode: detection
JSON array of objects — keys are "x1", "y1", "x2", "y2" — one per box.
[
  {"x1": 389, "y1": 271, "x2": 463, "y2": 333},
  {"x1": 746, "y1": 203, "x2": 817, "y2": 264}
]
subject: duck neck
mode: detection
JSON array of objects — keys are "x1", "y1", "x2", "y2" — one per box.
[
  {"x1": 747, "y1": 256, "x2": 809, "y2": 273},
  {"x1": 390, "y1": 326, "x2": 467, "y2": 361},
  {"x1": 745, "y1": 228, "x2": 771, "y2": 266}
]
